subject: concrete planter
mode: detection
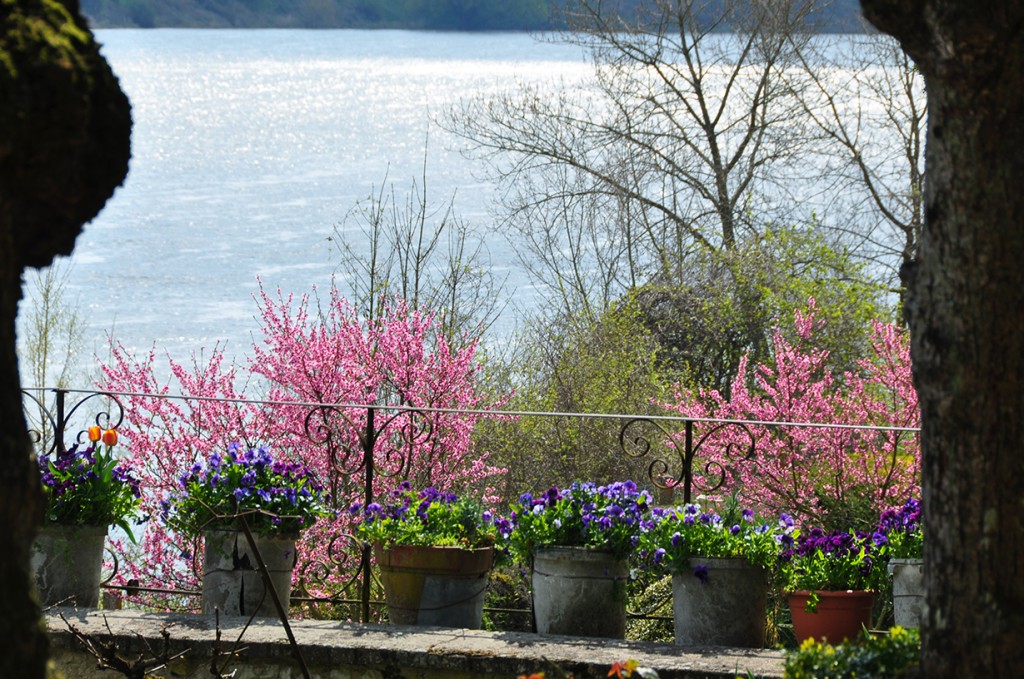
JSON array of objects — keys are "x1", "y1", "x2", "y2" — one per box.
[
  {"x1": 375, "y1": 544, "x2": 494, "y2": 628},
  {"x1": 888, "y1": 558, "x2": 924, "y2": 628},
  {"x1": 531, "y1": 546, "x2": 628, "y2": 638},
  {"x1": 672, "y1": 557, "x2": 768, "y2": 647},
  {"x1": 31, "y1": 524, "x2": 107, "y2": 608},
  {"x1": 202, "y1": 529, "x2": 297, "y2": 618}
]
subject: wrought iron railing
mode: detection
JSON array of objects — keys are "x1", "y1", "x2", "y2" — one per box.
[{"x1": 24, "y1": 386, "x2": 921, "y2": 625}]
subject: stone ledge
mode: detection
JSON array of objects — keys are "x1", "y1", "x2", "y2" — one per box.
[{"x1": 45, "y1": 608, "x2": 785, "y2": 679}]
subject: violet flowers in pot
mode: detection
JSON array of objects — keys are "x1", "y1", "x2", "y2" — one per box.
[
  {"x1": 783, "y1": 526, "x2": 889, "y2": 643},
  {"x1": 509, "y1": 481, "x2": 654, "y2": 638},
  {"x1": 878, "y1": 498, "x2": 924, "y2": 628},
  {"x1": 351, "y1": 482, "x2": 507, "y2": 629},
  {"x1": 639, "y1": 502, "x2": 784, "y2": 647},
  {"x1": 34, "y1": 427, "x2": 141, "y2": 608},
  {"x1": 162, "y1": 442, "x2": 329, "y2": 618}
]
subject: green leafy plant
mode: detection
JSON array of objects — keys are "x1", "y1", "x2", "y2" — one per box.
[
  {"x1": 509, "y1": 481, "x2": 654, "y2": 562},
  {"x1": 38, "y1": 429, "x2": 141, "y2": 537},
  {"x1": 351, "y1": 482, "x2": 505, "y2": 550},
  {"x1": 638, "y1": 502, "x2": 785, "y2": 575},
  {"x1": 161, "y1": 442, "x2": 330, "y2": 537},
  {"x1": 784, "y1": 626, "x2": 920, "y2": 678}
]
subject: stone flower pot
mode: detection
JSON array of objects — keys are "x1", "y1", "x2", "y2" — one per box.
[
  {"x1": 888, "y1": 558, "x2": 924, "y2": 628},
  {"x1": 202, "y1": 529, "x2": 298, "y2": 618},
  {"x1": 672, "y1": 557, "x2": 768, "y2": 647},
  {"x1": 531, "y1": 546, "x2": 628, "y2": 638},
  {"x1": 31, "y1": 524, "x2": 107, "y2": 608}
]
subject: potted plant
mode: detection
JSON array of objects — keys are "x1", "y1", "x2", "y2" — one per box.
[
  {"x1": 509, "y1": 480, "x2": 654, "y2": 638},
  {"x1": 351, "y1": 482, "x2": 506, "y2": 629},
  {"x1": 878, "y1": 498, "x2": 924, "y2": 628},
  {"x1": 783, "y1": 526, "x2": 889, "y2": 643},
  {"x1": 33, "y1": 426, "x2": 141, "y2": 607},
  {"x1": 163, "y1": 442, "x2": 329, "y2": 618},
  {"x1": 639, "y1": 502, "x2": 783, "y2": 647}
]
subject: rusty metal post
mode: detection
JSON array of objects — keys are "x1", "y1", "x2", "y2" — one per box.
[
  {"x1": 360, "y1": 406, "x2": 376, "y2": 623},
  {"x1": 54, "y1": 388, "x2": 67, "y2": 454},
  {"x1": 682, "y1": 420, "x2": 694, "y2": 504}
]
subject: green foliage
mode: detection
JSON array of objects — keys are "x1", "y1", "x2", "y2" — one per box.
[
  {"x1": 625, "y1": 572, "x2": 674, "y2": 643},
  {"x1": 477, "y1": 296, "x2": 678, "y2": 497},
  {"x1": 784, "y1": 626, "x2": 920, "y2": 678},
  {"x1": 638, "y1": 502, "x2": 784, "y2": 574},
  {"x1": 482, "y1": 564, "x2": 533, "y2": 632},
  {"x1": 352, "y1": 484, "x2": 501, "y2": 550},
  {"x1": 635, "y1": 224, "x2": 891, "y2": 395}
]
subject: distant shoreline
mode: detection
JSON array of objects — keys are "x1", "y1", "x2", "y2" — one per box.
[{"x1": 81, "y1": 0, "x2": 867, "y2": 33}]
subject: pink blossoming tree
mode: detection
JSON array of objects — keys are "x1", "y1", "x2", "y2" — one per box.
[
  {"x1": 100, "y1": 282, "x2": 504, "y2": 607},
  {"x1": 660, "y1": 302, "x2": 920, "y2": 529}
]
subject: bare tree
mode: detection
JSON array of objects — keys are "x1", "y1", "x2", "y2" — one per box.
[
  {"x1": 792, "y1": 30, "x2": 927, "y2": 298},
  {"x1": 329, "y1": 149, "x2": 509, "y2": 346},
  {"x1": 18, "y1": 257, "x2": 86, "y2": 390},
  {"x1": 443, "y1": 0, "x2": 817, "y2": 318}
]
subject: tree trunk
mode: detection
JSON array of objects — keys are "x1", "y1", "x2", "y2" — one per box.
[
  {"x1": 1, "y1": 1, "x2": 131, "y2": 675},
  {"x1": 860, "y1": 1, "x2": 1024, "y2": 675},
  {"x1": 0, "y1": 219, "x2": 48, "y2": 679}
]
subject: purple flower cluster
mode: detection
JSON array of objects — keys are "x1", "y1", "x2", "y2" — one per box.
[
  {"x1": 637, "y1": 503, "x2": 784, "y2": 577},
  {"x1": 163, "y1": 443, "x2": 328, "y2": 536},
  {"x1": 877, "y1": 497, "x2": 924, "y2": 558},
  {"x1": 509, "y1": 480, "x2": 654, "y2": 560},
  {"x1": 878, "y1": 497, "x2": 921, "y2": 535},
  {"x1": 785, "y1": 526, "x2": 887, "y2": 591},
  {"x1": 38, "y1": 443, "x2": 142, "y2": 530},
  {"x1": 793, "y1": 528, "x2": 871, "y2": 560}
]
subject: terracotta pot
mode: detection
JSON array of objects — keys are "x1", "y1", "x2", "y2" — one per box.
[
  {"x1": 789, "y1": 589, "x2": 874, "y2": 644},
  {"x1": 531, "y1": 546, "x2": 628, "y2": 638},
  {"x1": 374, "y1": 544, "x2": 494, "y2": 628}
]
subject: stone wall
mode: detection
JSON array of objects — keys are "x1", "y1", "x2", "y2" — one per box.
[{"x1": 45, "y1": 608, "x2": 785, "y2": 679}]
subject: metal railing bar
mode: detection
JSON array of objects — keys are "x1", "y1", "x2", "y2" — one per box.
[{"x1": 25, "y1": 386, "x2": 921, "y2": 434}]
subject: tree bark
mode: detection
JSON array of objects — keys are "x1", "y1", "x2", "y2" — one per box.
[
  {"x1": 0, "y1": 1, "x2": 131, "y2": 674},
  {"x1": 860, "y1": 1, "x2": 1024, "y2": 675}
]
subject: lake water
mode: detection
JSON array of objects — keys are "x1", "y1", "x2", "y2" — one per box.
[
  {"x1": 18, "y1": 30, "x2": 910, "y2": 390},
  {"x1": 19, "y1": 29, "x2": 592, "y2": 382}
]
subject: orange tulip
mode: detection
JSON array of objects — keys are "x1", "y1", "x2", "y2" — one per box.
[
  {"x1": 88, "y1": 425, "x2": 102, "y2": 442},
  {"x1": 102, "y1": 428, "x2": 118, "y2": 447}
]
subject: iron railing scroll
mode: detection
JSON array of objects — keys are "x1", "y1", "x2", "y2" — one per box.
[
  {"x1": 302, "y1": 403, "x2": 433, "y2": 622},
  {"x1": 22, "y1": 388, "x2": 125, "y2": 458},
  {"x1": 619, "y1": 417, "x2": 757, "y2": 504}
]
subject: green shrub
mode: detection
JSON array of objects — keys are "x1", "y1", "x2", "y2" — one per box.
[
  {"x1": 625, "y1": 573, "x2": 674, "y2": 643},
  {"x1": 483, "y1": 565, "x2": 533, "y2": 633},
  {"x1": 784, "y1": 626, "x2": 920, "y2": 678}
]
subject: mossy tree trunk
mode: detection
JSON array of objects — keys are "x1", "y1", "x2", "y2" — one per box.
[
  {"x1": 860, "y1": 1, "x2": 1024, "y2": 675},
  {"x1": 0, "y1": 0, "x2": 131, "y2": 674}
]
